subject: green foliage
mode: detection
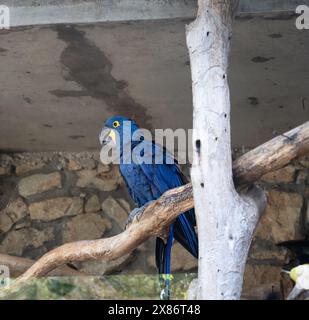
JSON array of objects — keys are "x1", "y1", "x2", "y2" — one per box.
[
  {"x1": 46, "y1": 279, "x2": 75, "y2": 296},
  {"x1": 0, "y1": 273, "x2": 197, "y2": 300}
]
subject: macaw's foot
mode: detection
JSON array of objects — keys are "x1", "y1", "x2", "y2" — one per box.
[
  {"x1": 125, "y1": 200, "x2": 155, "y2": 229},
  {"x1": 125, "y1": 207, "x2": 144, "y2": 228}
]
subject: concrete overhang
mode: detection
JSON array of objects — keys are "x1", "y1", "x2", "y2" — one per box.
[{"x1": 2, "y1": 0, "x2": 308, "y2": 27}]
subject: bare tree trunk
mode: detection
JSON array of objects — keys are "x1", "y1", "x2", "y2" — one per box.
[{"x1": 187, "y1": 0, "x2": 265, "y2": 299}]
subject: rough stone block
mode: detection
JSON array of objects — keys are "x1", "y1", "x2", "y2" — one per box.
[
  {"x1": 29, "y1": 197, "x2": 83, "y2": 221},
  {"x1": 18, "y1": 172, "x2": 61, "y2": 197},
  {"x1": 102, "y1": 197, "x2": 129, "y2": 230},
  {"x1": 62, "y1": 214, "x2": 112, "y2": 243},
  {"x1": 85, "y1": 195, "x2": 101, "y2": 213},
  {"x1": 0, "y1": 228, "x2": 54, "y2": 256},
  {"x1": 261, "y1": 165, "x2": 295, "y2": 183}
]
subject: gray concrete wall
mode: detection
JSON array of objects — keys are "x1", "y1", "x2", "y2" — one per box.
[
  {"x1": 239, "y1": 0, "x2": 309, "y2": 13},
  {"x1": 2, "y1": 0, "x2": 309, "y2": 27},
  {"x1": 3, "y1": 0, "x2": 197, "y2": 27},
  {"x1": 0, "y1": 16, "x2": 308, "y2": 152}
]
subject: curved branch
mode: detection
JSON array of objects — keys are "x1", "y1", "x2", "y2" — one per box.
[
  {"x1": 0, "y1": 253, "x2": 84, "y2": 277},
  {"x1": 2, "y1": 183, "x2": 193, "y2": 293},
  {"x1": 233, "y1": 121, "x2": 309, "y2": 184},
  {"x1": 2, "y1": 121, "x2": 309, "y2": 294}
]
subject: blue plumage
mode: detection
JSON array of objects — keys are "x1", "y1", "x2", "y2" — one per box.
[{"x1": 99, "y1": 116, "x2": 198, "y2": 299}]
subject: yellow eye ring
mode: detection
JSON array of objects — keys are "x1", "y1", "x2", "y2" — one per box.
[{"x1": 112, "y1": 120, "x2": 120, "y2": 128}]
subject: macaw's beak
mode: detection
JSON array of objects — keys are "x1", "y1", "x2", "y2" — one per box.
[{"x1": 99, "y1": 127, "x2": 117, "y2": 146}]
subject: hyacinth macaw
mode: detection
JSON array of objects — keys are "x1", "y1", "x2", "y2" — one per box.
[{"x1": 99, "y1": 116, "x2": 198, "y2": 299}]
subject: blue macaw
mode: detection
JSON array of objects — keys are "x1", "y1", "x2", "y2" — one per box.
[{"x1": 99, "y1": 116, "x2": 198, "y2": 299}]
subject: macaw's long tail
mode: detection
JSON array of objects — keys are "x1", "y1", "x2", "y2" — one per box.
[
  {"x1": 174, "y1": 210, "x2": 199, "y2": 259},
  {"x1": 155, "y1": 211, "x2": 198, "y2": 300},
  {"x1": 156, "y1": 223, "x2": 174, "y2": 300}
]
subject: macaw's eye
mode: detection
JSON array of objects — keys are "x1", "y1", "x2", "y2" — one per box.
[{"x1": 112, "y1": 120, "x2": 120, "y2": 128}]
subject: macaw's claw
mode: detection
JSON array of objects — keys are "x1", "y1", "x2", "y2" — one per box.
[
  {"x1": 125, "y1": 201, "x2": 154, "y2": 229},
  {"x1": 125, "y1": 207, "x2": 144, "y2": 228}
]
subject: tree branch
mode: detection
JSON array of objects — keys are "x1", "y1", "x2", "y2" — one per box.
[
  {"x1": 2, "y1": 121, "x2": 309, "y2": 294},
  {"x1": 2, "y1": 183, "x2": 193, "y2": 293},
  {"x1": 0, "y1": 253, "x2": 84, "y2": 277},
  {"x1": 233, "y1": 121, "x2": 309, "y2": 185}
]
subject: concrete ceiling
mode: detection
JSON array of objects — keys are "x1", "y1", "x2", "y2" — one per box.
[
  {"x1": 0, "y1": 8, "x2": 308, "y2": 151},
  {"x1": 3, "y1": 0, "x2": 308, "y2": 27}
]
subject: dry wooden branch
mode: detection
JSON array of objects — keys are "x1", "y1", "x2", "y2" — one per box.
[
  {"x1": 233, "y1": 121, "x2": 309, "y2": 185},
  {"x1": 2, "y1": 121, "x2": 309, "y2": 294},
  {"x1": 3, "y1": 183, "x2": 193, "y2": 292},
  {"x1": 0, "y1": 253, "x2": 84, "y2": 277}
]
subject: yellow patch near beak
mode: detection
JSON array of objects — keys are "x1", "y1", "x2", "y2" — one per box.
[
  {"x1": 99, "y1": 127, "x2": 117, "y2": 146},
  {"x1": 108, "y1": 130, "x2": 116, "y2": 144}
]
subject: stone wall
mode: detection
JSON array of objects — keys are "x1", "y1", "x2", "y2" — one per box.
[
  {"x1": 244, "y1": 156, "x2": 309, "y2": 298},
  {"x1": 0, "y1": 151, "x2": 197, "y2": 277},
  {"x1": 0, "y1": 151, "x2": 308, "y2": 298}
]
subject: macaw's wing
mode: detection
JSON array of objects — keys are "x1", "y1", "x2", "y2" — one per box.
[
  {"x1": 133, "y1": 141, "x2": 198, "y2": 259},
  {"x1": 120, "y1": 162, "x2": 157, "y2": 207}
]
